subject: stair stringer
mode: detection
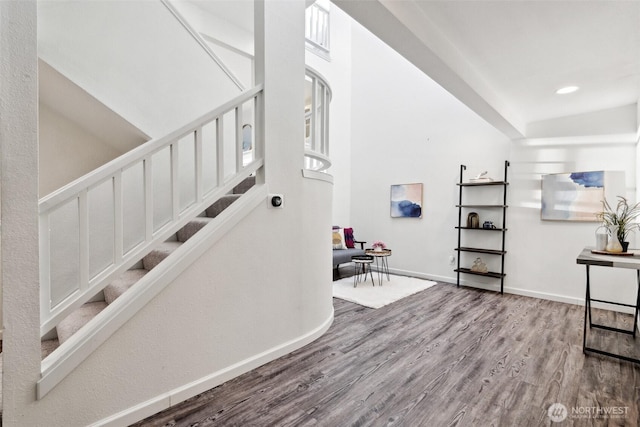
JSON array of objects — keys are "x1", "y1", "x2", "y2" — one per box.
[{"x1": 37, "y1": 183, "x2": 268, "y2": 400}]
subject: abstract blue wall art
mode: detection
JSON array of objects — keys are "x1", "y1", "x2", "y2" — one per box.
[
  {"x1": 541, "y1": 171, "x2": 604, "y2": 221},
  {"x1": 390, "y1": 183, "x2": 423, "y2": 218}
]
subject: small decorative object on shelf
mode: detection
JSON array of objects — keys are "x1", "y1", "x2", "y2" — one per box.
[
  {"x1": 469, "y1": 171, "x2": 494, "y2": 183},
  {"x1": 455, "y1": 161, "x2": 509, "y2": 294},
  {"x1": 605, "y1": 225, "x2": 623, "y2": 253},
  {"x1": 470, "y1": 257, "x2": 488, "y2": 273},
  {"x1": 371, "y1": 240, "x2": 386, "y2": 252},
  {"x1": 596, "y1": 196, "x2": 640, "y2": 253},
  {"x1": 595, "y1": 226, "x2": 608, "y2": 251},
  {"x1": 467, "y1": 212, "x2": 479, "y2": 228}
]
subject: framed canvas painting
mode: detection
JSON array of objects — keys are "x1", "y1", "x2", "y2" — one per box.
[
  {"x1": 541, "y1": 171, "x2": 604, "y2": 221},
  {"x1": 390, "y1": 183, "x2": 423, "y2": 218}
]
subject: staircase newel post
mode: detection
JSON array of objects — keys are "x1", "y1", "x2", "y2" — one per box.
[{"x1": 254, "y1": 0, "x2": 266, "y2": 186}]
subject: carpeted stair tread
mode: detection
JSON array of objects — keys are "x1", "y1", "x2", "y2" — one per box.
[
  {"x1": 41, "y1": 338, "x2": 60, "y2": 359},
  {"x1": 104, "y1": 268, "x2": 148, "y2": 304},
  {"x1": 57, "y1": 301, "x2": 108, "y2": 345},
  {"x1": 142, "y1": 241, "x2": 183, "y2": 271},
  {"x1": 233, "y1": 176, "x2": 255, "y2": 194},
  {"x1": 177, "y1": 217, "x2": 213, "y2": 242},
  {"x1": 206, "y1": 194, "x2": 240, "y2": 218}
]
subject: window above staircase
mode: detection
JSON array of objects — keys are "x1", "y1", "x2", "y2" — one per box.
[{"x1": 305, "y1": 0, "x2": 330, "y2": 61}]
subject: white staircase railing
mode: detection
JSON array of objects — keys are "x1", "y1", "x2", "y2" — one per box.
[
  {"x1": 304, "y1": 68, "x2": 331, "y2": 172},
  {"x1": 39, "y1": 84, "x2": 264, "y2": 336},
  {"x1": 305, "y1": 2, "x2": 330, "y2": 57}
]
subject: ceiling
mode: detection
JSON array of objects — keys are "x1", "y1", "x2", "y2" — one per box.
[
  {"x1": 194, "y1": 0, "x2": 640, "y2": 140},
  {"x1": 334, "y1": 0, "x2": 640, "y2": 140}
]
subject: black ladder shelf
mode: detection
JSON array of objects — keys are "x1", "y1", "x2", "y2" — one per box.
[{"x1": 455, "y1": 161, "x2": 509, "y2": 294}]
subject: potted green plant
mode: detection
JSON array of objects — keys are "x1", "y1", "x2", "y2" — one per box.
[{"x1": 596, "y1": 196, "x2": 640, "y2": 252}]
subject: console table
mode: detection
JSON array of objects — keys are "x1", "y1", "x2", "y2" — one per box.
[{"x1": 576, "y1": 247, "x2": 640, "y2": 364}]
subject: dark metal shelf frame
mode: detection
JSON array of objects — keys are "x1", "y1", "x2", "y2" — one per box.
[
  {"x1": 455, "y1": 226, "x2": 508, "y2": 232},
  {"x1": 456, "y1": 247, "x2": 506, "y2": 255},
  {"x1": 456, "y1": 204, "x2": 508, "y2": 208},
  {"x1": 455, "y1": 161, "x2": 509, "y2": 294},
  {"x1": 457, "y1": 181, "x2": 509, "y2": 187}
]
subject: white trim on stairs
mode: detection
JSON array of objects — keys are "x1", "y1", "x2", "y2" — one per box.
[{"x1": 37, "y1": 184, "x2": 269, "y2": 399}]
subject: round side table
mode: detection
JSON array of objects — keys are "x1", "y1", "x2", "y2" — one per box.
[
  {"x1": 365, "y1": 249, "x2": 392, "y2": 285},
  {"x1": 351, "y1": 255, "x2": 375, "y2": 287}
]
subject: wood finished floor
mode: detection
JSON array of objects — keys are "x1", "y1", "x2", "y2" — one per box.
[{"x1": 133, "y1": 281, "x2": 640, "y2": 427}]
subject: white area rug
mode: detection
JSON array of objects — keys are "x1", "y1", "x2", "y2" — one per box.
[{"x1": 333, "y1": 274, "x2": 437, "y2": 309}]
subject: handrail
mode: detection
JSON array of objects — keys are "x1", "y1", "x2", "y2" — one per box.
[
  {"x1": 39, "y1": 84, "x2": 264, "y2": 335},
  {"x1": 160, "y1": 0, "x2": 245, "y2": 91},
  {"x1": 39, "y1": 85, "x2": 262, "y2": 214},
  {"x1": 304, "y1": 149, "x2": 332, "y2": 172}
]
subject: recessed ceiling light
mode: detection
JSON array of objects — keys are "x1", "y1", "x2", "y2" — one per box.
[{"x1": 556, "y1": 86, "x2": 579, "y2": 95}]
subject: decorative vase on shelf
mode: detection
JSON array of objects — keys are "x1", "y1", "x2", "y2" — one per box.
[
  {"x1": 595, "y1": 226, "x2": 608, "y2": 251},
  {"x1": 471, "y1": 257, "x2": 488, "y2": 273},
  {"x1": 372, "y1": 240, "x2": 386, "y2": 252},
  {"x1": 606, "y1": 225, "x2": 623, "y2": 253}
]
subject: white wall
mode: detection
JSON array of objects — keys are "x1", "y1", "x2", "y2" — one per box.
[
  {"x1": 37, "y1": 0, "x2": 242, "y2": 138},
  {"x1": 39, "y1": 104, "x2": 124, "y2": 196},
  {"x1": 172, "y1": 1, "x2": 255, "y2": 89},
  {"x1": 306, "y1": 5, "x2": 353, "y2": 227},
  {"x1": 333, "y1": 12, "x2": 639, "y2": 308},
  {"x1": 510, "y1": 139, "x2": 638, "y2": 305},
  {"x1": 173, "y1": 1, "x2": 255, "y2": 57},
  {"x1": 526, "y1": 104, "x2": 637, "y2": 138},
  {"x1": 347, "y1": 20, "x2": 511, "y2": 282},
  {"x1": 1, "y1": 1, "x2": 41, "y2": 424}
]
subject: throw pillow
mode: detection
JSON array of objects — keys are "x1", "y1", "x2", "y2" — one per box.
[
  {"x1": 332, "y1": 228, "x2": 346, "y2": 249},
  {"x1": 343, "y1": 227, "x2": 355, "y2": 248}
]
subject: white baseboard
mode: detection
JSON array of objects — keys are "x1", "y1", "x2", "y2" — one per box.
[
  {"x1": 91, "y1": 309, "x2": 334, "y2": 427},
  {"x1": 388, "y1": 268, "x2": 638, "y2": 315},
  {"x1": 384, "y1": 267, "x2": 452, "y2": 283}
]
